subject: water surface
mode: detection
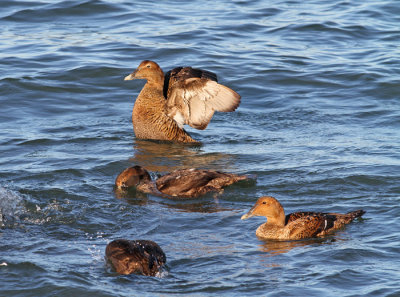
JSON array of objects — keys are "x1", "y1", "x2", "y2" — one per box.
[{"x1": 1, "y1": 0, "x2": 400, "y2": 296}]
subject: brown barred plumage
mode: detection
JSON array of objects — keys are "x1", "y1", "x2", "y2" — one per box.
[
  {"x1": 115, "y1": 165, "x2": 253, "y2": 198},
  {"x1": 242, "y1": 196, "x2": 365, "y2": 240},
  {"x1": 124, "y1": 60, "x2": 240, "y2": 142}
]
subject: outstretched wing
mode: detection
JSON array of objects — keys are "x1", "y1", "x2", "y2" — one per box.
[
  {"x1": 163, "y1": 66, "x2": 218, "y2": 99},
  {"x1": 165, "y1": 67, "x2": 241, "y2": 130}
]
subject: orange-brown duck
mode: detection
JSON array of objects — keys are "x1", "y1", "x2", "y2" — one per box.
[
  {"x1": 241, "y1": 196, "x2": 365, "y2": 240},
  {"x1": 105, "y1": 239, "x2": 166, "y2": 276},
  {"x1": 124, "y1": 60, "x2": 241, "y2": 142},
  {"x1": 115, "y1": 165, "x2": 251, "y2": 198}
]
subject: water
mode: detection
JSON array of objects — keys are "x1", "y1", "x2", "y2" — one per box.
[{"x1": 1, "y1": 0, "x2": 399, "y2": 296}]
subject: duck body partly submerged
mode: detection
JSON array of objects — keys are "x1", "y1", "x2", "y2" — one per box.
[
  {"x1": 241, "y1": 196, "x2": 365, "y2": 240},
  {"x1": 125, "y1": 60, "x2": 241, "y2": 143},
  {"x1": 105, "y1": 239, "x2": 166, "y2": 276},
  {"x1": 115, "y1": 166, "x2": 252, "y2": 198}
]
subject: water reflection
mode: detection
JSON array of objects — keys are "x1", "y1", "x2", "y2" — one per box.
[
  {"x1": 159, "y1": 197, "x2": 233, "y2": 213},
  {"x1": 114, "y1": 187, "x2": 149, "y2": 206},
  {"x1": 114, "y1": 188, "x2": 232, "y2": 213},
  {"x1": 129, "y1": 139, "x2": 238, "y2": 172},
  {"x1": 258, "y1": 237, "x2": 337, "y2": 256},
  {"x1": 256, "y1": 237, "x2": 337, "y2": 268},
  {"x1": 259, "y1": 239, "x2": 319, "y2": 255}
]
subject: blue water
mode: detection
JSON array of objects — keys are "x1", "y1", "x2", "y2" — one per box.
[{"x1": 1, "y1": 0, "x2": 400, "y2": 296}]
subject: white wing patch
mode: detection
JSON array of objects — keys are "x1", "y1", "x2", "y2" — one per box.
[{"x1": 173, "y1": 111, "x2": 185, "y2": 129}]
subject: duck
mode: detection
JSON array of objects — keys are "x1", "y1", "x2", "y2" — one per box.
[
  {"x1": 241, "y1": 196, "x2": 365, "y2": 240},
  {"x1": 124, "y1": 60, "x2": 241, "y2": 143},
  {"x1": 105, "y1": 239, "x2": 166, "y2": 276},
  {"x1": 115, "y1": 165, "x2": 252, "y2": 198}
]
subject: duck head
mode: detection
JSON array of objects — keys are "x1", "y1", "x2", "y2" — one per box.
[
  {"x1": 124, "y1": 60, "x2": 164, "y2": 84},
  {"x1": 241, "y1": 196, "x2": 286, "y2": 227},
  {"x1": 115, "y1": 166, "x2": 152, "y2": 189}
]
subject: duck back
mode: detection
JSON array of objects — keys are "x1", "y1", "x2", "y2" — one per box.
[
  {"x1": 106, "y1": 239, "x2": 166, "y2": 276},
  {"x1": 155, "y1": 169, "x2": 248, "y2": 198},
  {"x1": 284, "y1": 210, "x2": 366, "y2": 239}
]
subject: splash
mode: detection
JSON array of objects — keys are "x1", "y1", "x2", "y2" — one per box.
[
  {"x1": 0, "y1": 187, "x2": 23, "y2": 228},
  {"x1": 85, "y1": 231, "x2": 107, "y2": 264},
  {"x1": 155, "y1": 268, "x2": 169, "y2": 278}
]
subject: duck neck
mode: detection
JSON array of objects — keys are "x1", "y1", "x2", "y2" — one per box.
[
  {"x1": 136, "y1": 180, "x2": 157, "y2": 195},
  {"x1": 134, "y1": 82, "x2": 166, "y2": 112},
  {"x1": 143, "y1": 78, "x2": 163, "y2": 91},
  {"x1": 138, "y1": 79, "x2": 165, "y2": 104},
  {"x1": 266, "y1": 207, "x2": 286, "y2": 228},
  {"x1": 145, "y1": 70, "x2": 165, "y2": 88}
]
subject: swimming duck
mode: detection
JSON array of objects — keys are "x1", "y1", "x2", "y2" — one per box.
[
  {"x1": 105, "y1": 239, "x2": 166, "y2": 276},
  {"x1": 241, "y1": 196, "x2": 365, "y2": 240},
  {"x1": 115, "y1": 165, "x2": 251, "y2": 198},
  {"x1": 124, "y1": 60, "x2": 241, "y2": 142}
]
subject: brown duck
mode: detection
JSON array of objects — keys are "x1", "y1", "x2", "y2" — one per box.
[
  {"x1": 105, "y1": 239, "x2": 166, "y2": 276},
  {"x1": 124, "y1": 60, "x2": 241, "y2": 142},
  {"x1": 241, "y1": 196, "x2": 365, "y2": 240},
  {"x1": 115, "y1": 165, "x2": 251, "y2": 198}
]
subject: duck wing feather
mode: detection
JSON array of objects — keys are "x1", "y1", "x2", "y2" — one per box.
[
  {"x1": 285, "y1": 209, "x2": 365, "y2": 239},
  {"x1": 164, "y1": 66, "x2": 218, "y2": 99},
  {"x1": 165, "y1": 67, "x2": 240, "y2": 130},
  {"x1": 285, "y1": 213, "x2": 337, "y2": 239},
  {"x1": 156, "y1": 169, "x2": 219, "y2": 197}
]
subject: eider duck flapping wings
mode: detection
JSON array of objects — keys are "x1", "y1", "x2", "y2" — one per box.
[
  {"x1": 124, "y1": 60, "x2": 240, "y2": 142},
  {"x1": 165, "y1": 67, "x2": 241, "y2": 130}
]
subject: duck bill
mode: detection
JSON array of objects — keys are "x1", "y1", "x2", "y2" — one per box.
[
  {"x1": 241, "y1": 206, "x2": 256, "y2": 220},
  {"x1": 124, "y1": 70, "x2": 137, "y2": 81}
]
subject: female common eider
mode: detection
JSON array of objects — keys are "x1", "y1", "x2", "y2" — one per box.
[
  {"x1": 241, "y1": 196, "x2": 365, "y2": 240},
  {"x1": 124, "y1": 60, "x2": 241, "y2": 142},
  {"x1": 115, "y1": 165, "x2": 252, "y2": 198},
  {"x1": 105, "y1": 239, "x2": 166, "y2": 276}
]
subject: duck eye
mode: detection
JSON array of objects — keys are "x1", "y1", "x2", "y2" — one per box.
[
  {"x1": 146, "y1": 65, "x2": 151, "y2": 68},
  {"x1": 262, "y1": 201, "x2": 267, "y2": 204}
]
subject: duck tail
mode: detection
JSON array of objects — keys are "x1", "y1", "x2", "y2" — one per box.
[{"x1": 346, "y1": 209, "x2": 366, "y2": 220}]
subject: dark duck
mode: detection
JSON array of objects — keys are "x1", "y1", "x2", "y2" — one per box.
[
  {"x1": 115, "y1": 165, "x2": 252, "y2": 198},
  {"x1": 105, "y1": 239, "x2": 166, "y2": 276}
]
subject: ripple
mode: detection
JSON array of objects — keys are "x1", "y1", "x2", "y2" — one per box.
[
  {"x1": 1, "y1": 0, "x2": 400, "y2": 295},
  {"x1": 2, "y1": 0, "x2": 124, "y2": 22},
  {"x1": 0, "y1": 187, "x2": 24, "y2": 228}
]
